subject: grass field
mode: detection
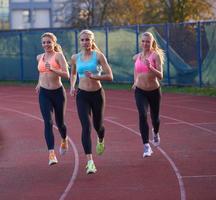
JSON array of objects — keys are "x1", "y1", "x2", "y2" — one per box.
[{"x1": 1, "y1": 80, "x2": 216, "y2": 97}]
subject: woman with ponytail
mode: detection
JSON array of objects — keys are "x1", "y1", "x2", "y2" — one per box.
[
  {"x1": 36, "y1": 32, "x2": 70, "y2": 166},
  {"x1": 132, "y1": 31, "x2": 164, "y2": 157},
  {"x1": 70, "y1": 29, "x2": 113, "y2": 174}
]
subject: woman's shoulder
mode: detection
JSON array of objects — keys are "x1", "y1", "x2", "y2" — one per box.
[
  {"x1": 36, "y1": 53, "x2": 44, "y2": 61},
  {"x1": 133, "y1": 53, "x2": 140, "y2": 61},
  {"x1": 71, "y1": 53, "x2": 80, "y2": 60},
  {"x1": 150, "y1": 50, "x2": 159, "y2": 58}
]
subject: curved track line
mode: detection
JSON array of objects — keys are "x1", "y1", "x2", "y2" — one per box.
[
  {"x1": 0, "y1": 107, "x2": 79, "y2": 200},
  {"x1": 105, "y1": 118, "x2": 186, "y2": 200},
  {"x1": 107, "y1": 105, "x2": 216, "y2": 135}
]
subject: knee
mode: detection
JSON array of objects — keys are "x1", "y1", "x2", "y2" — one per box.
[
  {"x1": 139, "y1": 113, "x2": 147, "y2": 122},
  {"x1": 44, "y1": 119, "x2": 53, "y2": 128}
]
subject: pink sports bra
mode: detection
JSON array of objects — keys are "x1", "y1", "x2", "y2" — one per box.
[
  {"x1": 134, "y1": 52, "x2": 156, "y2": 74},
  {"x1": 38, "y1": 53, "x2": 61, "y2": 73}
]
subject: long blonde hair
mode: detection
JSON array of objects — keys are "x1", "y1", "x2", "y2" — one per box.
[
  {"x1": 41, "y1": 32, "x2": 62, "y2": 52},
  {"x1": 79, "y1": 29, "x2": 101, "y2": 53},
  {"x1": 142, "y1": 32, "x2": 165, "y2": 65}
]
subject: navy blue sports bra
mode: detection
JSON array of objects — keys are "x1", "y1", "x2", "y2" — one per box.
[{"x1": 76, "y1": 51, "x2": 102, "y2": 78}]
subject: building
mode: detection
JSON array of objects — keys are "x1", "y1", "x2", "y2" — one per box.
[
  {"x1": 0, "y1": 0, "x2": 9, "y2": 29},
  {"x1": 8, "y1": 0, "x2": 77, "y2": 30}
]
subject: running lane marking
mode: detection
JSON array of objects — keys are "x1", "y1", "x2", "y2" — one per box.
[
  {"x1": 0, "y1": 107, "x2": 79, "y2": 200},
  {"x1": 105, "y1": 118, "x2": 186, "y2": 200}
]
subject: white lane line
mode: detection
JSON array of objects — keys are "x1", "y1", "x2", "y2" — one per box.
[
  {"x1": 0, "y1": 107, "x2": 79, "y2": 200},
  {"x1": 107, "y1": 105, "x2": 216, "y2": 135},
  {"x1": 182, "y1": 175, "x2": 216, "y2": 178},
  {"x1": 105, "y1": 118, "x2": 186, "y2": 200}
]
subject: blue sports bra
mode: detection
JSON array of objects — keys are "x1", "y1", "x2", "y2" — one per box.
[{"x1": 76, "y1": 51, "x2": 102, "y2": 78}]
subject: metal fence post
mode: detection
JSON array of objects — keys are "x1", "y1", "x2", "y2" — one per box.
[
  {"x1": 135, "y1": 24, "x2": 139, "y2": 53},
  {"x1": 75, "y1": 30, "x2": 79, "y2": 53},
  {"x1": 105, "y1": 24, "x2": 109, "y2": 61},
  {"x1": 165, "y1": 23, "x2": 171, "y2": 86},
  {"x1": 196, "y1": 21, "x2": 202, "y2": 87},
  {"x1": 19, "y1": 32, "x2": 24, "y2": 82}
]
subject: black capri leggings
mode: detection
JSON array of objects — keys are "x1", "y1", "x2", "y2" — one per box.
[
  {"x1": 39, "y1": 86, "x2": 67, "y2": 150},
  {"x1": 134, "y1": 87, "x2": 161, "y2": 144},
  {"x1": 76, "y1": 88, "x2": 105, "y2": 154}
]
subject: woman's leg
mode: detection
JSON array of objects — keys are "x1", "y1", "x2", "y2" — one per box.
[
  {"x1": 148, "y1": 88, "x2": 161, "y2": 134},
  {"x1": 39, "y1": 88, "x2": 54, "y2": 150},
  {"x1": 91, "y1": 88, "x2": 105, "y2": 141},
  {"x1": 52, "y1": 87, "x2": 67, "y2": 140},
  {"x1": 76, "y1": 89, "x2": 92, "y2": 155},
  {"x1": 134, "y1": 87, "x2": 149, "y2": 144}
]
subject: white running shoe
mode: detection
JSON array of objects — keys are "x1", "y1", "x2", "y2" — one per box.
[
  {"x1": 143, "y1": 143, "x2": 153, "y2": 157},
  {"x1": 49, "y1": 152, "x2": 58, "y2": 166},
  {"x1": 152, "y1": 128, "x2": 160, "y2": 146},
  {"x1": 86, "y1": 160, "x2": 97, "y2": 174}
]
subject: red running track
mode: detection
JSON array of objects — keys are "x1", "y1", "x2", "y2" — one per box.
[{"x1": 0, "y1": 85, "x2": 216, "y2": 200}]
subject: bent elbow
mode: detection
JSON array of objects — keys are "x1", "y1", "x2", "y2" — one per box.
[{"x1": 109, "y1": 74, "x2": 114, "y2": 81}]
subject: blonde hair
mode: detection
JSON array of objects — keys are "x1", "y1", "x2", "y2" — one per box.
[
  {"x1": 79, "y1": 29, "x2": 101, "y2": 53},
  {"x1": 41, "y1": 32, "x2": 62, "y2": 52},
  {"x1": 142, "y1": 32, "x2": 165, "y2": 65}
]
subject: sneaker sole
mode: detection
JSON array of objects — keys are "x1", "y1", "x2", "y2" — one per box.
[
  {"x1": 143, "y1": 151, "x2": 153, "y2": 157},
  {"x1": 49, "y1": 161, "x2": 58, "y2": 166},
  {"x1": 86, "y1": 170, "x2": 97, "y2": 174}
]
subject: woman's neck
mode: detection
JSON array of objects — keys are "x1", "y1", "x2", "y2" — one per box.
[
  {"x1": 142, "y1": 49, "x2": 151, "y2": 56},
  {"x1": 45, "y1": 50, "x2": 55, "y2": 55},
  {"x1": 82, "y1": 49, "x2": 92, "y2": 56}
]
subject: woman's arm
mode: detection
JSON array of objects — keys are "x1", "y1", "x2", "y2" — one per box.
[
  {"x1": 35, "y1": 54, "x2": 42, "y2": 93},
  {"x1": 70, "y1": 54, "x2": 77, "y2": 96},
  {"x1": 132, "y1": 54, "x2": 138, "y2": 89},
  {"x1": 146, "y1": 53, "x2": 163, "y2": 80},
  {"x1": 86, "y1": 52, "x2": 113, "y2": 81},
  {"x1": 48, "y1": 52, "x2": 70, "y2": 79}
]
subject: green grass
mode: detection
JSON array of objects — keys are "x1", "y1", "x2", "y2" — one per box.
[{"x1": 1, "y1": 80, "x2": 216, "y2": 97}]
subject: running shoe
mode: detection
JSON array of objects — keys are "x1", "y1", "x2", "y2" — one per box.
[
  {"x1": 143, "y1": 143, "x2": 153, "y2": 157},
  {"x1": 152, "y1": 128, "x2": 160, "y2": 146},
  {"x1": 49, "y1": 152, "x2": 58, "y2": 166},
  {"x1": 86, "y1": 160, "x2": 97, "y2": 174},
  {"x1": 96, "y1": 137, "x2": 105, "y2": 155},
  {"x1": 59, "y1": 136, "x2": 69, "y2": 155}
]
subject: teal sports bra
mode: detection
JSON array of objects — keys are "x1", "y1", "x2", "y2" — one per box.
[{"x1": 76, "y1": 51, "x2": 102, "y2": 78}]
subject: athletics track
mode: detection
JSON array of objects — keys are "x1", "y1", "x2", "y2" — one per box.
[{"x1": 0, "y1": 85, "x2": 216, "y2": 200}]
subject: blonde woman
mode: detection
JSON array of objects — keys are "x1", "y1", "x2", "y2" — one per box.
[
  {"x1": 132, "y1": 31, "x2": 164, "y2": 157},
  {"x1": 70, "y1": 29, "x2": 113, "y2": 174},
  {"x1": 36, "y1": 32, "x2": 70, "y2": 166}
]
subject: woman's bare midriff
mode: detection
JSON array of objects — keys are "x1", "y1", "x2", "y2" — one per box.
[
  {"x1": 135, "y1": 73, "x2": 160, "y2": 91},
  {"x1": 39, "y1": 73, "x2": 62, "y2": 89},
  {"x1": 78, "y1": 78, "x2": 102, "y2": 91}
]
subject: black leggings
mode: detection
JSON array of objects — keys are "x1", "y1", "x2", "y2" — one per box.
[
  {"x1": 76, "y1": 88, "x2": 105, "y2": 154},
  {"x1": 134, "y1": 87, "x2": 161, "y2": 144},
  {"x1": 39, "y1": 86, "x2": 67, "y2": 150}
]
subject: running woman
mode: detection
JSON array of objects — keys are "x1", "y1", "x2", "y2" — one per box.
[
  {"x1": 70, "y1": 29, "x2": 113, "y2": 174},
  {"x1": 132, "y1": 31, "x2": 164, "y2": 157},
  {"x1": 36, "y1": 32, "x2": 70, "y2": 166}
]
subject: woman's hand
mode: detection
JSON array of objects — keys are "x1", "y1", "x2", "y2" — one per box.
[
  {"x1": 132, "y1": 83, "x2": 136, "y2": 90},
  {"x1": 70, "y1": 87, "x2": 77, "y2": 97},
  {"x1": 85, "y1": 71, "x2": 94, "y2": 79},
  {"x1": 35, "y1": 84, "x2": 40, "y2": 93}
]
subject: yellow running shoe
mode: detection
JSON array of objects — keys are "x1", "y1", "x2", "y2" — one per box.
[
  {"x1": 96, "y1": 137, "x2": 105, "y2": 155},
  {"x1": 59, "y1": 136, "x2": 68, "y2": 155},
  {"x1": 49, "y1": 152, "x2": 58, "y2": 166}
]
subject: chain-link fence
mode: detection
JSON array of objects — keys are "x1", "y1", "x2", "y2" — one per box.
[{"x1": 0, "y1": 20, "x2": 216, "y2": 87}]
